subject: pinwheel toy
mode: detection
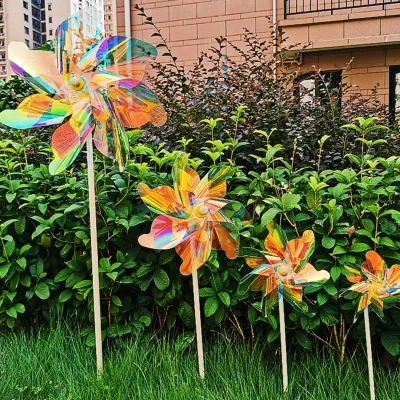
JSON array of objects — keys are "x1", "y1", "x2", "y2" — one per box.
[
  {"x1": 342, "y1": 251, "x2": 400, "y2": 400},
  {"x1": 138, "y1": 155, "x2": 248, "y2": 378},
  {"x1": 0, "y1": 12, "x2": 166, "y2": 372},
  {"x1": 239, "y1": 224, "x2": 330, "y2": 391}
]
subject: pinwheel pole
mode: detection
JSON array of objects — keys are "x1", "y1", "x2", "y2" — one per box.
[
  {"x1": 278, "y1": 297, "x2": 288, "y2": 392},
  {"x1": 86, "y1": 134, "x2": 103, "y2": 373},
  {"x1": 364, "y1": 307, "x2": 375, "y2": 400},
  {"x1": 192, "y1": 269, "x2": 205, "y2": 379}
]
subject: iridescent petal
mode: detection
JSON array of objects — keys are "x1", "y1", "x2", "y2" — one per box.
[
  {"x1": 293, "y1": 262, "x2": 330, "y2": 286},
  {"x1": 49, "y1": 99, "x2": 94, "y2": 175},
  {"x1": 286, "y1": 230, "x2": 315, "y2": 271},
  {"x1": 96, "y1": 36, "x2": 157, "y2": 78},
  {"x1": 172, "y1": 167, "x2": 200, "y2": 209},
  {"x1": 108, "y1": 80, "x2": 167, "y2": 128},
  {"x1": 138, "y1": 183, "x2": 188, "y2": 218},
  {"x1": 362, "y1": 251, "x2": 385, "y2": 281},
  {"x1": 0, "y1": 94, "x2": 71, "y2": 129},
  {"x1": 194, "y1": 167, "x2": 230, "y2": 200},
  {"x1": 385, "y1": 265, "x2": 400, "y2": 290},
  {"x1": 264, "y1": 224, "x2": 287, "y2": 259},
  {"x1": 8, "y1": 42, "x2": 63, "y2": 95},
  {"x1": 283, "y1": 284, "x2": 308, "y2": 313},
  {"x1": 176, "y1": 226, "x2": 211, "y2": 275},
  {"x1": 211, "y1": 221, "x2": 240, "y2": 260},
  {"x1": 138, "y1": 215, "x2": 190, "y2": 250}
]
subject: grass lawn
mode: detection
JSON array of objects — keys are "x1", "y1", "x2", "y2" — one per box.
[{"x1": 0, "y1": 325, "x2": 399, "y2": 400}]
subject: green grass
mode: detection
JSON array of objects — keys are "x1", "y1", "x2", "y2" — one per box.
[{"x1": 0, "y1": 325, "x2": 399, "y2": 400}]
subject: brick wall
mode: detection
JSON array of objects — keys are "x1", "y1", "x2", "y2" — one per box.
[
  {"x1": 116, "y1": 0, "x2": 273, "y2": 65},
  {"x1": 115, "y1": 0, "x2": 400, "y2": 104}
]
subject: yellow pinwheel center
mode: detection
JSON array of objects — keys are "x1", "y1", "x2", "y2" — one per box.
[
  {"x1": 94, "y1": 109, "x2": 110, "y2": 122},
  {"x1": 277, "y1": 266, "x2": 290, "y2": 277},
  {"x1": 194, "y1": 205, "x2": 209, "y2": 218},
  {"x1": 374, "y1": 287, "x2": 386, "y2": 296},
  {"x1": 69, "y1": 77, "x2": 85, "y2": 91}
]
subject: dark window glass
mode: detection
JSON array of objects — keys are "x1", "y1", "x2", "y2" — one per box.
[
  {"x1": 23, "y1": 1, "x2": 28, "y2": 9},
  {"x1": 24, "y1": 14, "x2": 29, "y2": 22},
  {"x1": 24, "y1": 26, "x2": 29, "y2": 34},
  {"x1": 294, "y1": 71, "x2": 342, "y2": 104},
  {"x1": 389, "y1": 66, "x2": 400, "y2": 122}
]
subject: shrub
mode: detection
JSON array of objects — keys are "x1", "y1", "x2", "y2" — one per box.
[{"x1": 0, "y1": 108, "x2": 400, "y2": 360}]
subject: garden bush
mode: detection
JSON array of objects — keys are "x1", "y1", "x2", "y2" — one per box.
[
  {"x1": 1, "y1": 16, "x2": 400, "y2": 361},
  {"x1": 0, "y1": 110, "x2": 400, "y2": 361}
]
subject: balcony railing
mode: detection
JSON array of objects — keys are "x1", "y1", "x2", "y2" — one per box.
[{"x1": 284, "y1": 0, "x2": 400, "y2": 17}]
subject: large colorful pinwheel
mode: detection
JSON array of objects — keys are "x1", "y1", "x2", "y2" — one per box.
[
  {"x1": 0, "y1": 13, "x2": 166, "y2": 175},
  {"x1": 342, "y1": 251, "x2": 400, "y2": 320},
  {"x1": 138, "y1": 160, "x2": 248, "y2": 274},
  {"x1": 239, "y1": 224, "x2": 330, "y2": 314}
]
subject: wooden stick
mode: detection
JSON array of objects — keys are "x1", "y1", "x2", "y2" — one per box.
[
  {"x1": 192, "y1": 268, "x2": 205, "y2": 379},
  {"x1": 279, "y1": 296, "x2": 288, "y2": 392},
  {"x1": 86, "y1": 134, "x2": 103, "y2": 373},
  {"x1": 364, "y1": 307, "x2": 375, "y2": 400}
]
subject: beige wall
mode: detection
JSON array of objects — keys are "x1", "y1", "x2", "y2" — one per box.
[{"x1": 115, "y1": 0, "x2": 400, "y2": 104}]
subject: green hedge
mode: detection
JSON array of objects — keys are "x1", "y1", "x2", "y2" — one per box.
[{"x1": 1, "y1": 116, "x2": 400, "y2": 359}]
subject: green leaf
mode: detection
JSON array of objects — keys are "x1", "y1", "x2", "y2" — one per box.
[
  {"x1": 154, "y1": 269, "x2": 170, "y2": 290},
  {"x1": 15, "y1": 215, "x2": 26, "y2": 235},
  {"x1": 204, "y1": 296, "x2": 220, "y2": 317},
  {"x1": 218, "y1": 291, "x2": 231, "y2": 307},
  {"x1": 14, "y1": 303, "x2": 25, "y2": 313},
  {"x1": 6, "y1": 193, "x2": 16, "y2": 203},
  {"x1": 199, "y1": 288, "x2": 215, "y2": 297},
  {"x1": 59, "y1": 289, "x2": 73, "y2": 303},
  {"x1": 261, "y1": 208, "x2": 281, "y2": 226},
  {"x1": 111, "y1": 295, "x2": 123, "y2": 307},
  {"x1": 0, "y1": 263, "x2": 10, "y2": 279},
  {"x1": 317, "y1": 291, "x2": 329, "y2": 306},
  {"x1": 281, "y1": 193, "x2": 301, "y2": 211},
  {"x1": 34, "y1": 282, "x2": 50, "y2": 300},
  {"x1": 75, "y1": 231, "x2": 88, "y2": 240},
  {"x1": 267, "y1": 329, "x2": 280, "y2": 343},
  {"x1": 348, "y1": 243, "x2": 371, "y2": 252},
  {"x1": 178, "y1": 301, "x2": 195, "y2": 328},
  {"x1": 331, "y1": 266, "x2": 341, "y2": 282},
  {"x1": 322, "y1": 236, "x2": 335, "y2": 249},
  {"x1": 381, "y1": 330, "x2": 400, "y2": 356},
  {"x1": 6, "y1": 307, "x2": 17, "y2": 319},
  {"x1": 295, "y1": 330, "x2": 312, "y2": 350},
  {"x1": 159, "y1": 251, "x2": 175, "y2": 265},
  {"x1": 54, "y1": 268, "x2": 72, "y2": 282}
]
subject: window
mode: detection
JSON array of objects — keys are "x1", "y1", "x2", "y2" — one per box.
[
  {"x1": 48, "y1": 3, "x2": 52, "y2": 10},
  {"x1": 49, "y1": 29, "x2": 53, "y2": 36},
  {"x1": 25, "y1": 39, "x2": 30, "y2": 47},
  {"x1": 23, "y1": 1, "x2": 28, "y2": 9},
  {"x1": 24, "y1": 14, "x2": 29, "y2": 22},
  {"x1": 49, "y1": 17, "x2": 52, "y2": 23},
  {"x1": 389, "y1": 66, "x2": 400, "y2": 122},
  {"x1": 24, "y1": 26, "x2": 29, "y2": 34},
  {"x1": 0, "y1": 28, "x2": 3, "y2": 35},
  {"x1": 295, "y1": 71, "x2": 342, "y2": 105},
  {"x1": 0, "y1": 2, "x2": 3, "y2": 9}
]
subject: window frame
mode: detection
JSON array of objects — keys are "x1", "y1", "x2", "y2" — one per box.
[{"x1": 294, "y1": 70, "x2": 343, "y2": 104}]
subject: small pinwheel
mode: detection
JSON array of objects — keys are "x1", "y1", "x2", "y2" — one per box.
[
  {"x1": 342, "y1": 251, "x2": 400, "y2": 319},
  {"x1": 239, "y1": 224, "x2": 330, "y2": 313},
  {"x1": 0, "y1": 13, "x2": 166, "y2": 175},
  {"x1": 138, "y1": 160, "x2": 248, "y2": 275}
]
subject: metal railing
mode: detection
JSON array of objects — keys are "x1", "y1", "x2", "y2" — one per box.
[{"x1": 284, "y1": 0, "x2": 400, "y2": 17}]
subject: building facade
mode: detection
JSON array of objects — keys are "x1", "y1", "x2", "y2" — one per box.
[
  {"x1": 2, "y1": 0, "x2": 47, "y2": 79},
  {"x1": 104, "y1": 0, "x2": 117, "y2": 36},
  {"x1": 45, "y1": 0, "x2": 105, "y2": 41},
  {"x1": 114, "y1": 0, "x2": 400, "y2": 112}
]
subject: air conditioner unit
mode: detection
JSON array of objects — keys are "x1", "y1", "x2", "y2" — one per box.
[{"x1": 282, "y1": 51, "x2": 302, "y2": 65}]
